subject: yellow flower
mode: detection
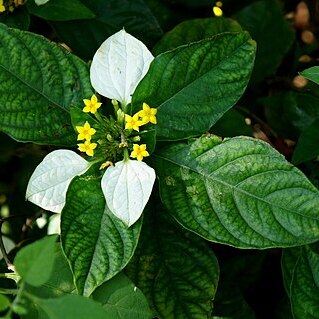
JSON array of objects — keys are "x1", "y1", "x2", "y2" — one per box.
[
  {"x1": 78, "y1": 141, "x2": 97, "y2": 157},
  {"x1": 139, "y1": 103, "x2": 157, "y2": 124},
  {"x1": 0, "y1": 0, "x2": 6, "y2": 12},
  {"x1": 125, "y1": 113, "x2": 143, "y2": 131},
  {"x1": 76, "y1": 121, "x2": 96, "y2": 141},
  {"x1": 213, "y1": 6, "x2": 223, "y2": 16},
  {"x1": 83, "y1": 94, "x2": 102, "y2": 114},
  {"x1": 130, "y1": 144, "x2": 149, "y2": 161}
]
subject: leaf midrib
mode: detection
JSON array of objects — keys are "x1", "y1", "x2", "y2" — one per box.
[
  {"x1": 156, "y1": 33, "x2": 253, "y2": 111},
  {"x1": 154, "y1": 153, "x2": 319, "y2": 222}
]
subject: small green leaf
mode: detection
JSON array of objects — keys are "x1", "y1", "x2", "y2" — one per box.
[
  {"x1": 234, "y1": 0, "x2": 295, "y2": 83},
  {"x1": 0, "y1": 294, "x2": 10, "y2": 312},
  {"x1": 34, "y1": 294, "x2": 109, "y2": 319},
  {"x1": 300, "y1": 66, "x2": 319, "y2": 85},
  {"x1": 92, "y1": 273, "x2": 153, "y2": 319},
  {"x1": 282, "y1": 246, "x2": 319, "y2": 318},
  {"x1": 0, "y1": 23, "x2": 93, "y2": 145},
  {"x1": 132, "y1": 32, "x2": 256, "y2": 140},
  {"x1": 14, "y1": 235, "x2": 58, "y2": 287},
  {"x1": 153, "y1": 135, "x2": 319, "y2": 248},
  {"x1": 61, "y1": 169, "x2": 142, "y2": 296},
  {"x1": 126, "y1": 202, "x2": 219, "y2": 319},
  {"x1": 27, "y1": 0, "x2": 95, "y2": 21},
  {"x1": 153, "y1": 17, "x2": 242, "y2": 55}
]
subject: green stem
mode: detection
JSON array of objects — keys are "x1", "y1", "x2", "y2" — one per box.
[
  {"x1": 0, "y1": 288, "x2": 19, "y2": 295},
  {"x1": 123, "y1": 148, "x2": 130, "y2": 162},
  {"x1": 94, "y1": 111, "x2": 103, "y2": 123}
]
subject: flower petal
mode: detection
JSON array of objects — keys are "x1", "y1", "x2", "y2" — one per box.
[
  {"x1": 90, "y1": 29, "x2": 154, "y2": 106},
  {"x1": 26, "y1": 150, "x2": 90, "y2": 213},
  {"x1": 101, "y1": 160, "x2": 156, "y2": 226}
]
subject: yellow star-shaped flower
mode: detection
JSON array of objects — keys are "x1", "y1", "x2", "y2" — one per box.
[
  {"x1": 139, "y1": 103, "x2": 157, "y2": 124},
  {"x1": 130, "y1": 144, "x2": 149, "y2": 161},
  {"x1": 125, "y1": 113, "x2": 143, "y2": 131},
  {"x1": 78, "y1": 141, "x2": 97, "y2": 157},
  {"x1": 83, "y1": 94, "x2": 102, "y2": 114},
  {"x1": 76, "y1": 121, "x2": 96, "y2": 141}
]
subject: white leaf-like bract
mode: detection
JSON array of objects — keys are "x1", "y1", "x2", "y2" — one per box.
[
  {"x1": 101, "y1": 160, "x2": 156, "y2": 226},
  {"x1": 26, "y1": 150, "x2": 90, "y2": 213},
  {"x1": 90, "y1": 29, "x2": 154, "y2": 106},
  {"x1": 47, "y1": 214, "x2": 61, "y2": 235}
]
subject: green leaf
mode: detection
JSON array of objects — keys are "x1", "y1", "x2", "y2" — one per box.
[
  {"x1": 0, "y1": 294, "x2": 10, "y2": 312},
  {"x1": 0, "y1": 7, "x2": 30, "y2": 30},
  {"x1": 153, "y1": 135, "x2": 319, "y2": 248},
  {"x1": 234, "y1": 0, "x2": 295, "y2": 83},
  {"x1": 27, "y1": 0, "x2": 95, "y2": 21},
  {"x1": 0, "y1": 23, "x2": 93, "y2": 145},
  {"x1": 50, "y1": 0, "x2": 162, "y2": 60},
  {"x1": 33, "y1": 294, "x2": 109, "y2": 319},
  {"x1": 126, "y1": 202, "x2": 219, "y2": 319},
  {"x1": 14, "y1": 235, "x2": 58, "y2": 287},
  {"x1": 132, "y1": 32, "x2": 256, "y2": 140},
  {"x1": 153, "y1": 17, "x2": 242, "y2": 55},
  {"x1": 300, "y1": 66, "x2": 319, "y2": 85},
  {"x1": 24, "y1": 243, "x2": 75, "y2": 299},
  {"x1": 292, "y1": 119, "x2": 319, "y2": 164},
  {"x1": 282, "y1": 246, "x2": 319, "y2": 318},
  {"x1": 92, "y1": 272, "x2": 153, "y2": 319},
  {"x1": 61, "y1": 169, "x2": 142, "y2": 296}
]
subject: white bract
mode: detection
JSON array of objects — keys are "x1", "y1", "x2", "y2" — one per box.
[
  {"x1": 26, "y1": 150, "x2": 90, "y2": 213},
  {"x1": 26, "y1": 30, "x2": 156, "y2": 227},
  {"x1": 102, "y1": 160, "x2": 156, "y2": 226},
  {"x1": 90, "y1": 29, "x2": 154, "y2": 106}
]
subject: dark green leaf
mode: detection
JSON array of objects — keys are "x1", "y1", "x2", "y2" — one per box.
[
  {"x1": 33, "y1": 294, "x2": 109, "y2": 319},
  {"x1": 51, "y1": 0, "x2": 162, "y2": 60},
  {"x1": 234, "y1": 0, "x2": 295, "y2": 83},
  {"x1": 153, "y1": 17, "x2": 242, "y2": 55},
  {"x1": 262, "y1": 92, "x2": 319, "y2": 139},
  {"x1": 0, "y1": 23, "x2": 93, "y2": 145},
  {"x1": 92, "y1": 272, "x2": 152, "y2": 319},
  {"x1": 211, "y1": 108, "x2": 253, "y2": 137},
  {"x1": 126, "y1": 202, "x2": 219, "y2": 319},
  {"x1": 300, "y1": 66, "x2": 319, "y2": 85},
  {"x1": 153, "y1": 135, "x2": 319, "y2": 248},
  {"x1": 26, "y1": 0, "x2": 95, "y2": 21},
  {"x1": 282, "y1": 246, "x2": 319, "y2": 318},
  {"x1": 61, "y1": 169, "x2": 142, "y2": 296},
  {"x1": 14, "y1": 235, "x2": 58, "y2": 287},
  {"x1": 132, "y1": 32, "x2": 256, "y2": 140},
  {"x1": 0, "y1": 7, "x2": 30, "y2": 30},
  {"x1": 292, "y1": 119, "x2": 319, "y2": 164}
]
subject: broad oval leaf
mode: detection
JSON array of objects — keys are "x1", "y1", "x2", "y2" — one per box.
[
  {"x1": 102, "y1": 160, "x2": 156, "y2": 226},
  {"x1": 26, "y1": 150, "x2": 90, "y2": 213},
  {"x1": 61, "y1": 170, "x2": 142, "y2": 296},
  {"x1": 0, "y1": 23, "x2": 93, "y2": 145},
  {"x1": 132, "y1": 32, "x2": 256, "y2": 140},
  {"x1": 14, "y1": 235, "x2": 58, "y2": 287},
  {"x1": 90, "y1": 29, "x2": 154, "y2": 106},
  {"x1": 153, "y1": 135, "x2": 319, "y2": 248},
  {"x1": 126, "y1": 203, "x2": 219, "y2": 319},
  {"x1": 282, "y1": 246, "x2": 319, "y2": 318}
]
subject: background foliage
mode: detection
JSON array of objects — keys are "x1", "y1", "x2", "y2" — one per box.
[{"x1": 0, "y1": 0, "x2": 319, "y2": 318}]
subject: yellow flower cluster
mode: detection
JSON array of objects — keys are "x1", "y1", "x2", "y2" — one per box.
[
  {"x1": 76, "y1": 94, "x2": 105, "y2": 156},
  {"x1": 0, "y1": 0, "x2": 25, "y2": 13},
  {"x1": 130, "y1": 144, "x2": 149, "y2": 161},
  {"x1": 125, "y1": 103, "x2": 157, "y2": 132}
]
